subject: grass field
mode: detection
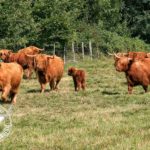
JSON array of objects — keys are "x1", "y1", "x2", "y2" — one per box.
[{"x1": 0, "y1": 56, "x2": 150, "y2": 150}]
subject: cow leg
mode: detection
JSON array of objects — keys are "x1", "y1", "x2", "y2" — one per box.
[
  {"x1": 55, "y1": 79, "x2": 61, "y2": 90},
  {"x1": 28, "y1": 67, "x2": 33, "y2": 79},
  {"x1": 77, "y1": 82, "x2": 81, "y2": 91},
  {"x1": 73, "y1": 78, "x2": 78, "y2": 91},
  {"x1": 1, "y1": 86, "x2": 11, "y2": 102},
  {"x1": 81, "y1": 81, "x2": 85, "y2": 90},
  {"x1": 26, "y1": 68, "x2": 33, "y2": 79},
  {"x1": 142, "y1": 85, "x2": 148, "y2": 93},
  {"x1": 128, "y1": 85, "x2": 133, "y2": 94},
  {"x1": 10, "y1": 92, "x2": 17, "y2": 104},
  {"x1": 26, "y1": 69, "x2": 30, "y2": 79},
  {"x1": 50, "y1": 80, "x2": 55, "y2": 90},
  {"x1": 40, "y1": 83, "x2": 46, "y2": 93}
]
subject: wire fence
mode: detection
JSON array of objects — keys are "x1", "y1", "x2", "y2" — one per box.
[{"x1": 44, "y1": 41, "x2": 105, "y2": 63}]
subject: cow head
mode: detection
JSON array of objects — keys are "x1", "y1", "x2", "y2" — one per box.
[
  {"x1": 68, "y1": 67, "x2": 77, "y2": 76},
  {"x1": 28, "y1": 46, "x2": 44, "y2": 54},
  {"x1": 0, "y1": 49, "x2": 12, "y2": 62},
  {"x1": 114, "y1": 54, "x2": 133, "y2": 72},
  {"x1": 26, "y1": 54, "x2": 54, "y2": 72}
]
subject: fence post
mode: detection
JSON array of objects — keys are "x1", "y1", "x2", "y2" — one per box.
[
  {"x1": 96, "y1": 44, "x2": 100, "y2": 59},
  {"x1": 89, "y1": 40, "x2": 93, "y2": 60},
  {"x1": 72, "y1": 42, "x2": 75, "y2": 62},
  {"x1": 82, "y1": 42, "x2": 84, "y2": 60},
  {"x1": 64, "y1": 46, "x2": 66, "y2": 64},
  {"x1": 53, "y1": 43, "x2": 55, "y2": 55}
]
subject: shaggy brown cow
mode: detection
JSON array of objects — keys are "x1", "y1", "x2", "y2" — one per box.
[
  {"x1": 114, "y1": 54, "x2": 150, "y2": 94},
  {"x1": 27, "y1": 54, "x2": 64, "y2": 92},
  {"x1": 0, "y1": 46, "x2": 44, "y2": 79},
  {"x1": 68, "y1": 67, "x2": 86, "y2": 91},
  {"x1": 0, "y1": 62, "x2": 23, "y2": 103}
]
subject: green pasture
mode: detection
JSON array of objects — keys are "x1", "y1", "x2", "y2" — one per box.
[{"x1": 0, "y1": 56, "x2": 150, "y2": 150}]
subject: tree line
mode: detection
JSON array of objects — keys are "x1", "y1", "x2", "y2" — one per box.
[{"x1": 0, "y1": 0, "x2": 150, "y2": 53}]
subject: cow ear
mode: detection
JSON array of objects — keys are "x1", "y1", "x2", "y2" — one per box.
[
  {"x1": 8, "y1": 50, "x2": 12, "y2": 55},
  {"x1": 128, "y1": 58, "x2": 133, "y2": 64},
  {"x1": 47, "y1": 55, "x2": 54, "y2": 64},
  {"x1": 47, "y1": 55, "x2": 54, "y2": 59},
  {"x1": 133, "y1": 53, "x2": 137, "y2": 59},
  {"x1": 147, "y1": 53, "x2": 150, "y2": 58},
  {"x1": 124, "y1": 53, "x2": 128, "y2": 57}
]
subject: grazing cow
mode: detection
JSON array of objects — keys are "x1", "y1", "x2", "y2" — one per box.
[
  {"x1": 27, "y1": 54, "x2": 64, "y2": 92},
  {"x1": 0, "y1": 46, "x2": 44, "y2": 79},
  {"x1": 68, "y1": 67, "x2": 86, "y2": 91},
  {"x1": 114, "y1": 54, "x2": 150, "y2": 94},
  {"x1": 0, "y1": 62, "x2": 23, "y2": 104}
]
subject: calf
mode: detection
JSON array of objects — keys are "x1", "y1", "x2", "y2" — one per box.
[{"x1": 68, "y1": 67, "x2": 86, "y2": 91}]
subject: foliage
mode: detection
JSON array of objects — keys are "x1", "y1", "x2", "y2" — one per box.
[
  {"x1": 0, "y1": 0, "x2": 149, "y2": 52},
  {"x1": 0, "y1": 0, "x2": 39, "y2": 50},
  {"x1": 121, "y1": 0, "x2": 150, "y2": 43}
]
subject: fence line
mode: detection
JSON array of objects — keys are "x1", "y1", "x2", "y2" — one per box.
[{"x1": 46, "y1": 41, "x2": 102, "y2": 63}]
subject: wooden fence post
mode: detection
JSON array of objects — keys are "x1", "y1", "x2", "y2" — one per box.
[
  {"x1": 53, "y1": 43, "x2": 55, "y2": 55},
  {"x1": 89, "y1": 40, "x2": 93, "y2": 60},
  {"x1": 96, "y1": 44, "x2": 100, "y2": 59},
  {"x1": 64, "y1": 46, "x2": 66, "y2": 64},
  {"x1": 82, "y1": 42, "x2": 84, "y2": 60},
  {"x1": 72, "y1": 42, "x2": 75, "y2": 62}
]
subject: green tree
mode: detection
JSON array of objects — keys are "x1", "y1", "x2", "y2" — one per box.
[
  {"x1": 0, "y1": 0, "x2": 38, "y2": 50},
  {"x1": 121, "y1": 0, "x2": 150, "y2": 43}
]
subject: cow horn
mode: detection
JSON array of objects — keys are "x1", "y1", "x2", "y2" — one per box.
[
  {"x1": 25, "y1": 54, "x2": 37, "y2": 57},
  {"x1": 107, "y1": 52, "x2": 114, "y2": 56},
  {"x1": 39, "y1": 48, "x2": 44, "y2": 51},
  {"x1": 114, "y1": 53, "x2": 121, "y2": 59},
  {"x1": 47, "y1": 55, "x2": 54, "y2": 59}
]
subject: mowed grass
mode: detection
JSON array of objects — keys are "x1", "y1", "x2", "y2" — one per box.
[{"x1": 0, "y1": 56, "x2": 150, "y2": 150}]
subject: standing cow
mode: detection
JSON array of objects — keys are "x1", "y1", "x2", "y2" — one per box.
[
  {"x1": 27, "y1": 54, "x2": 64, "y2": 92},
  {"x1": 114, "y1": 54, "x2": 150, "y2": 94},
  {"x1": 0, "y1": 62, "x2": 23, "y2": 104}
]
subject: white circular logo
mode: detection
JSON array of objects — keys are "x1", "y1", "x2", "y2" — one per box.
[{"x1": 0, "y1": 105, "x2": 12, "y2": 142}]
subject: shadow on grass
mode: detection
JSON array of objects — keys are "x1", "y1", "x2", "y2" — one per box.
[
  {"x1": 0, "y1": 100, "x2": 12, "y2": 104},
  {"x1": 102, "y1": 90, "x2": 120, "y2": 95},
  {"x1": 27, "y1": 89, "x2": 50, "y2": 93}
]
